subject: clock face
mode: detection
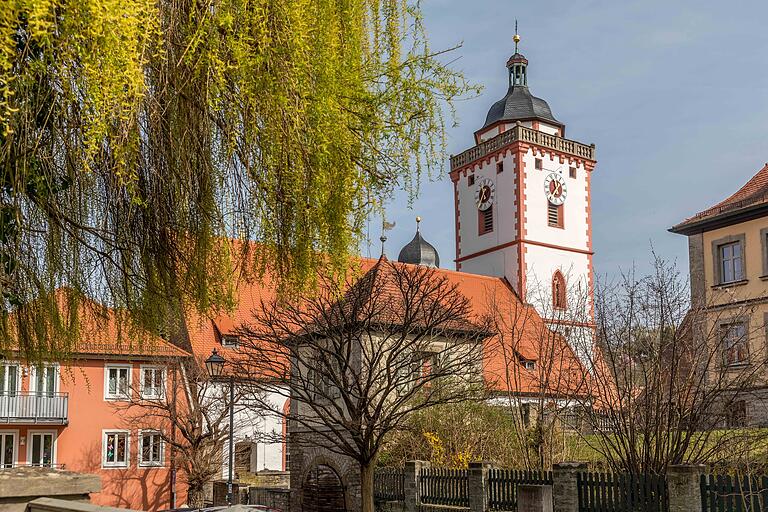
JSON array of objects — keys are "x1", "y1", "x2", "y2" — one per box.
[
  {"x1": 544, "y1": 173, "x2": 567, "y2": 205},
  {"x1": 474, "y1": 177, "x2": 495, "y2": 211}
]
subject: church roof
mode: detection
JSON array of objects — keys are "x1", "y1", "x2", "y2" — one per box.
[
  {"x1": 670, "y1": 163, "x2": 768, "y2": 235},
  {"x1": 483, "y1": 85, "x2": 560, "y2": 128},
  {"x1": 195, "y1": 249, "x2": 588, "y2": 397}
]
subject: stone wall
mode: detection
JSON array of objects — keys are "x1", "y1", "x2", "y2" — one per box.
[
  {"x1": 0, "y1": 468, "x2": 101, "y2": 512},
  {"x1": 245, "y1": 470, "x2": 289, "y2": 488}
]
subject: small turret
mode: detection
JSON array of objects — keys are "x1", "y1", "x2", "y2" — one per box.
[{"x1": 397, "y1": 217, "x2": 440, "y2": 268}]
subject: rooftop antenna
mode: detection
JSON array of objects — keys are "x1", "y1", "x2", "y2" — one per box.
[{"x1": 513, "y1": 19, "x2": 520, "y2": 53}]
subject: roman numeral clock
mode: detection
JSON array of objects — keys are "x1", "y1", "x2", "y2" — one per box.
[
  {"x1": 474, "y1": 177, "x2": 496, "y2": 211},
  {"x1": 544, "y1": 172, "x2": 567, "y2": 205}
]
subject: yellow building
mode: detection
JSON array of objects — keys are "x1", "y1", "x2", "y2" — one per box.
[{"x1": 670, "y1": 163, "x2": 768, "y2": 426}]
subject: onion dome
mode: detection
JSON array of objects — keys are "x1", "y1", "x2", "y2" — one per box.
[
  {"x1": 397, "y1": 217, "x2": 440, "y2": 268},
  {"x1": 482, "y1": 32, "x2": 561, "y2": 129}
]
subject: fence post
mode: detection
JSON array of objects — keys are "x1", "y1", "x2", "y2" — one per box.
[
  {"x1": 552, "y1": 462, "x2": 586, "y2": 512},
  {"x1": 468, "y1": 461, "x2": 491, "y2": 512},
  {"x1": 667, "y1": 465, "x2": 706, "y2": 512},
  {"x1": 404, "y1": 460, "x2": 429, "y2": 512}
]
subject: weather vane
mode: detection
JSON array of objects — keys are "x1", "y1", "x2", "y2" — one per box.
[{"x1": 381, "y1": 216, "x2": 396, "y2": 256}]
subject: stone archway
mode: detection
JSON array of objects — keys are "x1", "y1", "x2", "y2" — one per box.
[{"x1": 302, "y1": 463, "x2": 346, "y2": 512}]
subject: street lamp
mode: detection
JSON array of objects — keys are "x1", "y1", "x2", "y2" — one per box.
[
  {"x1": 205, "y1": 348, "x2": 226, "y2": 378},
  {"x1": 206, "y1": 349, "x2": 235, "y2": 505}
]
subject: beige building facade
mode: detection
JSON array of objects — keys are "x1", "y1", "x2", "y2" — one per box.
[{"x1": 671, "y1": 163, "x2": 768, "y2": 426}]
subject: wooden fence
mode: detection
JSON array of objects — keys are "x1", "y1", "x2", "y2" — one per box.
[
  {"x1": 701, "y1": 474, "x2": 768, "y2": 512},
  {"x1": 487, "y1": 469, "x2": 553, "y2": 511},
  {"x1": 577, "y1": 471, "x2": 668, "y2": 512},
  {"x1": 420, "y1": 468, "x2": 469, "y2": 508}
]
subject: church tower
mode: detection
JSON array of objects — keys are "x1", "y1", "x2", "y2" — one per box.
[{"x1": 451, "y1": 31, "x2": 596, "y2": 356}]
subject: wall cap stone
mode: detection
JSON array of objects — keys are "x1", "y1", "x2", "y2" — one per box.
[{"x1": 26, "y1": 497, "x2": 139, "y2": 512}]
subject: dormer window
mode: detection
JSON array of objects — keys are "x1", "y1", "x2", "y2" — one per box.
[
  {"x1": 522, "y1": 359, "x2": 536, "y2": 370},
  {"x1": 222, "y1": 335, "x2": 240, "y2": 348}
]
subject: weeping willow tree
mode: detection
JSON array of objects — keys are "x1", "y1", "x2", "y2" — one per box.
[{"x1": 0, "y1": 0, "x2": 475, "y2": 358}]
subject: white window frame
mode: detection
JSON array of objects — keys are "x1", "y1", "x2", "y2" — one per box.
[
  {"x1": 30, "y1": 364, "x2": 59, "y2": 395},
  {"x1": 139, "y1": 365, "x2": 165, "y2": 400},
  {"x1": 0, "y1": 429, "x2": 19, "y2": 468},
  {"x1": 102, "y1": 430, "x2": 130, "y2": 468},
  {"x1": 27, "y1": 430, "x2": 57, "y2": 467},
  {"x1": 104, "y1": 364, "x2": 132, "y2": 401},
  {"x1": 138, "y1": 430, "x2": 164, "y2": 467},
  {"x1": 221, "y1": 335, "x2": 240, "y2": 348},
  {"x1": 719, "y1": 241, "x2": 744, "y2": 284},
  {"x1": 0, "y1": 361, "x2": 21, "y2": 394}
]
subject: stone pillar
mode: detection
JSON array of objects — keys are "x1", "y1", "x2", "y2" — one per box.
[
  {"x1": 667, "y1": 465, "x2": 706, "y2": 512},
  {"x1": 552, "y1": 462, "x2": 586, "y2": 512},
  {"x1": 404, "y1": 460, "x2": 429, "y2": 512},
  {"x1": 468, "y1": 462, "x2": 491, "y2": 512}
]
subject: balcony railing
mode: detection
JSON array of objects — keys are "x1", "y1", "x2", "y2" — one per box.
[
  {"x1": 0, "y1": 392, "x2": 68, "y2": 424},
  {"x1": 450, "y1": 123, "x2": 596, "y2": 171}
]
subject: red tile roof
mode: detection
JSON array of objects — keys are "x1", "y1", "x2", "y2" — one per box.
[
  {"x1": 671, "y1": 163, "x2": 768, "y2": 232},
  {"x1": 188, "y1": 256, "x2": 587, "y2": 397},
  {"x1": 9, "y1": 289, "x2": 190, "y2": 359}
]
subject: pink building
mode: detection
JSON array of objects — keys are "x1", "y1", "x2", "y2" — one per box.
[{"x1": 1, "y1": 312, "x2": 190, "y2": 510}]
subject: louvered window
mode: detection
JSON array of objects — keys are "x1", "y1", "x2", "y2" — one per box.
[
  {"x1": 479, "y1": 208, "x2": 493, "y2": 235},
  {"x1": 547, "y1": 202, "x2": 563, "y2": 228}
]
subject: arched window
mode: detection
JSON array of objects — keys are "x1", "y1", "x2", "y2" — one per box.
[{"x1": 552, "y1": 271, "x2": 567, "y2": 310}]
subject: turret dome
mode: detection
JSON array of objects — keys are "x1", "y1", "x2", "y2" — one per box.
[{"x1": 397, "y1": 217, "x2": 440, "y2": 268}]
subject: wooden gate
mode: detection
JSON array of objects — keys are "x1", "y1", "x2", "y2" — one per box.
[{"x1": 303, "y1": 464, "x2": 347, "y2": 512}]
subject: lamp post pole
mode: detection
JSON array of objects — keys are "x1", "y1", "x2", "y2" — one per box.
[
  {"x1": 227, "y1": 375, "x2": 234, "y2": 505},
  {"x1": 205, "y1": 349, "x2": 235, "y2": 505}
]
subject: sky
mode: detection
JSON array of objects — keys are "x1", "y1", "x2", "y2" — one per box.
[{"x1": 362, "y1": 0, "x2": 768, "y2": 279}]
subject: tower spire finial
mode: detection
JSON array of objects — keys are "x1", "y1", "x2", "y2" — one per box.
[
  {"x1": 416, "y1": 216, "x2": 422, "y2": 232},
  {"x1": 513, "y1": 19, "x2": 520, "y2": 53}
]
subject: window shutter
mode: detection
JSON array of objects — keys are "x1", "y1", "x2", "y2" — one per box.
[{"x1": 479, "y1": 208, "x2": 493, "y2": 235}]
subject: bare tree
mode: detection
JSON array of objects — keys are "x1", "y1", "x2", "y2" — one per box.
[
  {"x1": 484, "y1": 268, "x2": 592, "y2": 470},
  {"x1": 575, "y1": 255, "x2": 768, "y2": 474},
  {"x1": 235, "y1": 258, "x2": 489, "y2": 512},
  {"x1": 120, "y1": 357, "x2": 255, "y2": 507}
]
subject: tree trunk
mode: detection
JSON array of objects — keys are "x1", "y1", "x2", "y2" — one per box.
[
  {"x1": 187, "y1": 481, "x2": 206, "y2": 509},
  {"x1": 360, "y1": 462, "x2": 375, "y2": 512}
]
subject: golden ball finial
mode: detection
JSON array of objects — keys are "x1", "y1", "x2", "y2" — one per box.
[
  {"x1": 513, "y1": 33, "x2": 521, "y2": 43},
  {"x1": 416, "y1": 216, "x2": 422, "y2": 224}
]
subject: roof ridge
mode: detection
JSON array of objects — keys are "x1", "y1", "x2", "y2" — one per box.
[{"x1": 672, "y1": 162, "x2": 768, "y2": 230}]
